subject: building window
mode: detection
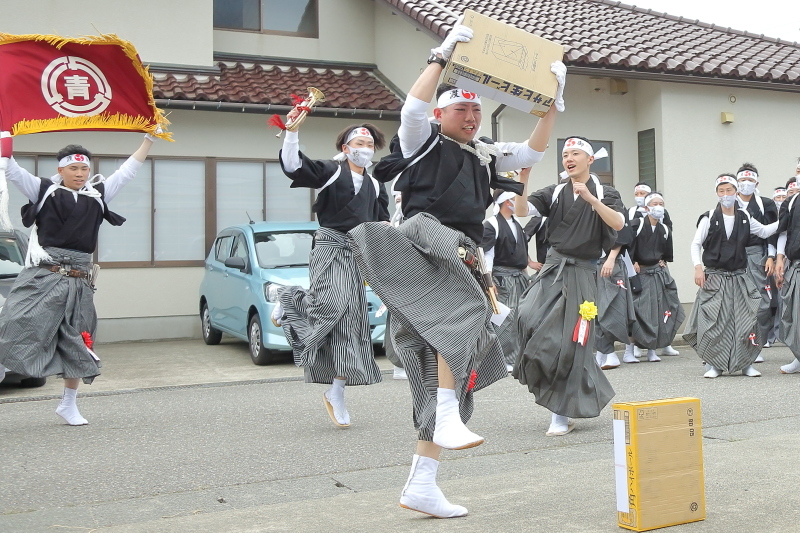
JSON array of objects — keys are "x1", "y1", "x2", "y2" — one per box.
[
  {"x1": 556, "y1": 139, "x2": 614, "y2": 185},
  {"x1": 213, "y1": 0, "x2": 319, "y2": 37},
  {"x1": 217, "y1": 161, "x2": 265, "y2": 230},
  {"x1": 154, "y1": 160, "x2": 206, "y2": 262},
  {"x1": 97, "y1": 158, "x2": 152, "y2": 263},
  {"x1": 637, "y1": 129, "x2": 657, "y2": 190}
]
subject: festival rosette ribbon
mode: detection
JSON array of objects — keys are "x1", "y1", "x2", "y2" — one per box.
[
  {"x1": 572, "y1": 301, "x2": 598, "y2": 346},
  {"x1": 664, "y1": 310, "x2": 672, "y2": 324},
  {"x1": 616, "y1": 279, "x2": 626, "y2": 290},
  {"x1": 748, "y1": 333, "x2": 759, "y2": 346},
  {"x1": 765, "y1": 284, "x2": 772, "y2": 300}
]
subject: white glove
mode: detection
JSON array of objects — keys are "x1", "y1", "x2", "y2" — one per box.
[
  {"x1": 551, "y1": 61, "x2": 567, "y2": 112},
  {"x1": 144, "y1": 125, "x2": 164, "y2": 142},
  {"x1": 430, "y1": 15, "x2": 473, "y2": 61}
]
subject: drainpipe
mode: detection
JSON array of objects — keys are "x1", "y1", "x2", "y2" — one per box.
[{"x1": 491, "y1": 104, "x2": 506, "y2": 140}]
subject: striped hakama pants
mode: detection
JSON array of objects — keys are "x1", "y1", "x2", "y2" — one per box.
[
  {"x1": 630, "y1": 264, "x2": 685, "y2": 349},
  {"x1": 683, "y1": 268, "x2": 761, "y2": 373},
  {"x1": 745, "y1": 244, "x2": 773, "y2": 348},
  {"x1": 492, "y1": 266, "x2": 531, "y2": 365},
  {"x1": 595, "y1": 255, "x2": 636, "y2": 354},
  {"x1": 0, "y1": 247, "x2": 99, "y2": 384},
  {"x1": 779, "y1": 260, "x2": 800, "y2": 360},
  {"x1": 349, "y1": 213, "x2": 507, "y2": 441},
  {"x1": 514, "y1": 249, "x2": 615, "y2": 418},
  {"x1": 279, "y1": 227, "x2": 381, "y2": 386}
]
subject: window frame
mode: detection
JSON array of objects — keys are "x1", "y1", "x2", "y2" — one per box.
[
  {"x1": 212, "y1": 0, "x2": 320, "y2": 38},
  {"x1": 12, "y1": 152, "x2": 314, "y2": 269}
]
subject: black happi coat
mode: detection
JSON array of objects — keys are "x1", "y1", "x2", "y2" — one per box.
[
  {"x1": 21, "y1": 179, "x2": 125, "y2": 254},
  {"x1": 740, "y1": 195, "x2": 778, "y2": 250},
  {"x1": 698, "y1": 207, "x2": 751, "y2": 271},
  {"x1": 279, "y1": 152, "x2": 389, "y2": 233},
  {"x1": 374, "y1": 128, "x2": 523, "y2": 243},
  {"x1": 778, "y1": 195, "x2": 800, "y2": 261},
  {"x1": 528, "y1": 178, "x2": 623, "y2": 260},
  {"x1": 630, "y1": 216, "x2": 673, "y2": 266},
  {"x1": 481, "y1": 214, "x2": 528, "y2": 270}
]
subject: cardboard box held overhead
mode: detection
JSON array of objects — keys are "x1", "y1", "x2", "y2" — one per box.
[
  {"x1": 613, "y1": 398, "x2": 706, "y2": 532},
  {"x1": 443, "y1": 9, "x2": 564, "y2": 117}
]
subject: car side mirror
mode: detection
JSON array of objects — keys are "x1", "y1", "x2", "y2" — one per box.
[{"x1": 224, "y1": 257, "x2": 247, "y2": 271}]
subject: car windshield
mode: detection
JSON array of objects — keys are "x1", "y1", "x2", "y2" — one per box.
[
  {"x1": 254, "y1": 231, "x2": 315, "y2": 269},
  {"x1": 0, "y1": 236, "x2": 24, "y2": 277}
]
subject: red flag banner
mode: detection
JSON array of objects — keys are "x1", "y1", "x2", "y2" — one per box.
[{"x1": 0, "y1": 33, "x2": 172, "y2": 140}]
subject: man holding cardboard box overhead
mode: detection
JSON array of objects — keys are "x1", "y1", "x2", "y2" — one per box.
[{"x1": 349, "y1": 14, "x2": 565, "y2": 518}]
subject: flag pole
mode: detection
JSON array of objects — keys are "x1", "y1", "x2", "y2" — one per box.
[{"x1": 0, "y1": 131, "x2": 14, "y2": 231}]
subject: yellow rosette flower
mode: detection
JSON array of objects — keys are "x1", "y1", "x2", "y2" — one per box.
[{"x1": 579, "y1": 301, "x2": 598, "y2": 321}]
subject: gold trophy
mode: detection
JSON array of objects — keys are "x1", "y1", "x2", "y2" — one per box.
[{"x1": 275, "y1": 87, "x2": 326, "y2": 137}]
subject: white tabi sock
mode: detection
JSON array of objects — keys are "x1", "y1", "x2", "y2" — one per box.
[
  {"x1": 661, "y1": 345, "x2": 680, "y2": 356},
  {"x1": 781, "y1": 359, "x2": 800, "y2": 374},
  {"x1": 647, "y1": 350, "x2": 661, "y2": 362},
  {"x1": 633, "y1": 346, "x2": 643, "y2": 358},
  {"x1": 623, "y1": 350, "x2": 640, "y2": 364},
  {"x1": 432, "y1": 388, "x2": 483, "y2": 450},
  {"x1": 270, "y1": 300, "x2": 283, "y2": 326},
  {"x1": 754, "y1": 353, "x2": 765, "y2": 363},
  {"x1": 399, "y1": 455, "x2": 468, "y2": 518},
  {"x1": 602, "y1": 352, "x2": 620, "y2": 369},
  {"x1": 595, "y1": 351, "x2": 606, "y2": 367},
  {"x1": 546, "y1": 413, "x2": 574, "y2": 436},
  {"x1": 393, "y1": 366, "x2": 408, "y2": 380},
  {"x1": 703, "y1": 365, "x2": 722, "y2": 379},
  {"x1": 56, "y1": 387, "x2": 88, "y2": 426},
  {"x1": 624, "y1": 343, "x2": 635, "y2": 356},
  {"x1": 742, "y1": 365, "x2": 762, "y2": 377},
  {"x1": 323, "y1": 379, "x2": 350, "y2": 426}
]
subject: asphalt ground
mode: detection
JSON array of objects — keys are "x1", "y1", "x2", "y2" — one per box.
[{"x1": 1, "y1": 338, "x2": 799, "y2": 532}]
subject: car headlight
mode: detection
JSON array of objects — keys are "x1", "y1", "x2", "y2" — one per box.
[{"x1": 264, "y1": 283, "x2": 284, "y2": 302}]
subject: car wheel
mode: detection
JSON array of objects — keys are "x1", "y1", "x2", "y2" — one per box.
[
  {"x1": 248, "y1": 314, "x2": 274, "y2": 365},
  {"x1": 19, "y1": 376, "x2": 47, "y2": 388},
  {"x1": 201, "y1": 303, "x2": 223, "y2": 345}
]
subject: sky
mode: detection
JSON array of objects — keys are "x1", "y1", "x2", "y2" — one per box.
[{"x1": 623, "y1": 0, "x2": 800, "y2": 43}]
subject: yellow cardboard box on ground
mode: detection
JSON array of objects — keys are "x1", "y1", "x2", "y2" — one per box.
[
  {"x1": 613, "y1": 397, "x2": 706, "y2": 532},
  {"x1": 443, "y1": 9, "x2": 564, "y2": 117}
]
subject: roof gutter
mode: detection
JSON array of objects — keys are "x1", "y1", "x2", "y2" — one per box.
[
  {"x1": 568, "y1": 66, "x2": 800, "y2": 94},
  {"x1": 156, "y1": 99, "x2": 402, "y2": 120}
]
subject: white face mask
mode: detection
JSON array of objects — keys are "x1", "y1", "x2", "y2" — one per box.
[
  {"x1": 647, "y1": 206, "x2": 665, "y2": 220},
  {"x1": 345, "y1": 147, "x2": 374, "y2": 168},
  {"x1": 719, "y1": 195, "x2": 737, "y2": 208},
  {"x1": 737, "y1": 180, "x2": 757, "y2": 196},
  {"x1": 775, "y1": 201, "x2": 783, "y2": 210},
  {"x1": 634, "y1": 196, "x2": 645, "y2": 207}
]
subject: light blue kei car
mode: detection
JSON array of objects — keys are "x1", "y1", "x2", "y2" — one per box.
[{"x1": 199, "y1": 221, "x2": 385, "y2": 365}]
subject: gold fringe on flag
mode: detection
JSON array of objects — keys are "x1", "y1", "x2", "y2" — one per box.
[{"x1": 0, "y1": 32, "x2": 173, "y2": 141}]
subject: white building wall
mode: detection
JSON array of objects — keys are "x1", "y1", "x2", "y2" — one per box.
[
  {"x1": 214, "y1": 0, "x2": 376, "y2": 63},
  {"x1": 0, "y1": 0, "x2": 214, "y2": 66}
]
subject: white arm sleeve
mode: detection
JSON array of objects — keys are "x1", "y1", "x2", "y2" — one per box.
[
  {"x1": 280, "y1": 130, "x2": 301, "y2": 172},
  {"x1": 5, "y1": 157, "x2": 43, "y2": 202},
  {"x1": 102, "y1": 156, "x2": 143, "y2": 203},
  {"x1": 494, "y1": 142, "x2": 544, "y2": 172},
  {"x1": 399, "y1": 96, "x2": 434, "y2": 158},
  {"x1": 526, "y1": 201, "x2": 541, "y2": 217},
  {"x1": 484, "y1": 246, "x2": 495, "y2": 272},
  {"x1": 777, "y1": 233, "x2": 787, "y2": 256},
  {"x1": 691, "y1": 216, "x2": 710, "y2": 266},
  {"x1": 768, "y1": 244, "x2": 776, "y2": 257},
  {"x1": 748, "y1": 215, "x2": 779, "y2": 239}
]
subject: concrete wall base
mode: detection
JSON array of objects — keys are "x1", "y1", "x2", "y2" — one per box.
[{"x1": 96, "y1": 316, "x2": 201, "y2": 343}]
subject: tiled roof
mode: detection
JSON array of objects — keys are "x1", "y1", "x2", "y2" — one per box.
[
  {"x1": 382, "y1": 0, "x2": 800, "y2": 87},
  {"x1": 151, "y1": 61, "x2": 404, "y2": 111}
]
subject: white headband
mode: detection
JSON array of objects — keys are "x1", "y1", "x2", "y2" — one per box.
[
  {"x1": 634, "y1": 184, "x2": 652, "y2": 194},
  {"x1": 495, "y1": 191, "x2": 517, "y2": 205},
  {"x1": 774, "y1": 188, "x2": 787, "y2": 198},
  {"x1": 716, "y1": 176, "x2": 738, "y2": 189},
  {"x1": 736, "y1": 170, "x2": 758, "y2": 181},
  {"x1": 789, "y1": 182, "x2": 799, "y2": 190},
  {"x1": 562, "y1": 138, "x2": 608, "y2": 160},
  {"x1": 644, "y1": 193, "x2": 664, "y2": 206},
  {"x1": 345, "y1": 127, "x2": 374, "y2": 144},
  {"x1": 437, "y1": 88, "x2": 482, "y2": 109},
  {"x1": 58, "y1": 153, "x2": 91, "y2": 168}
]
